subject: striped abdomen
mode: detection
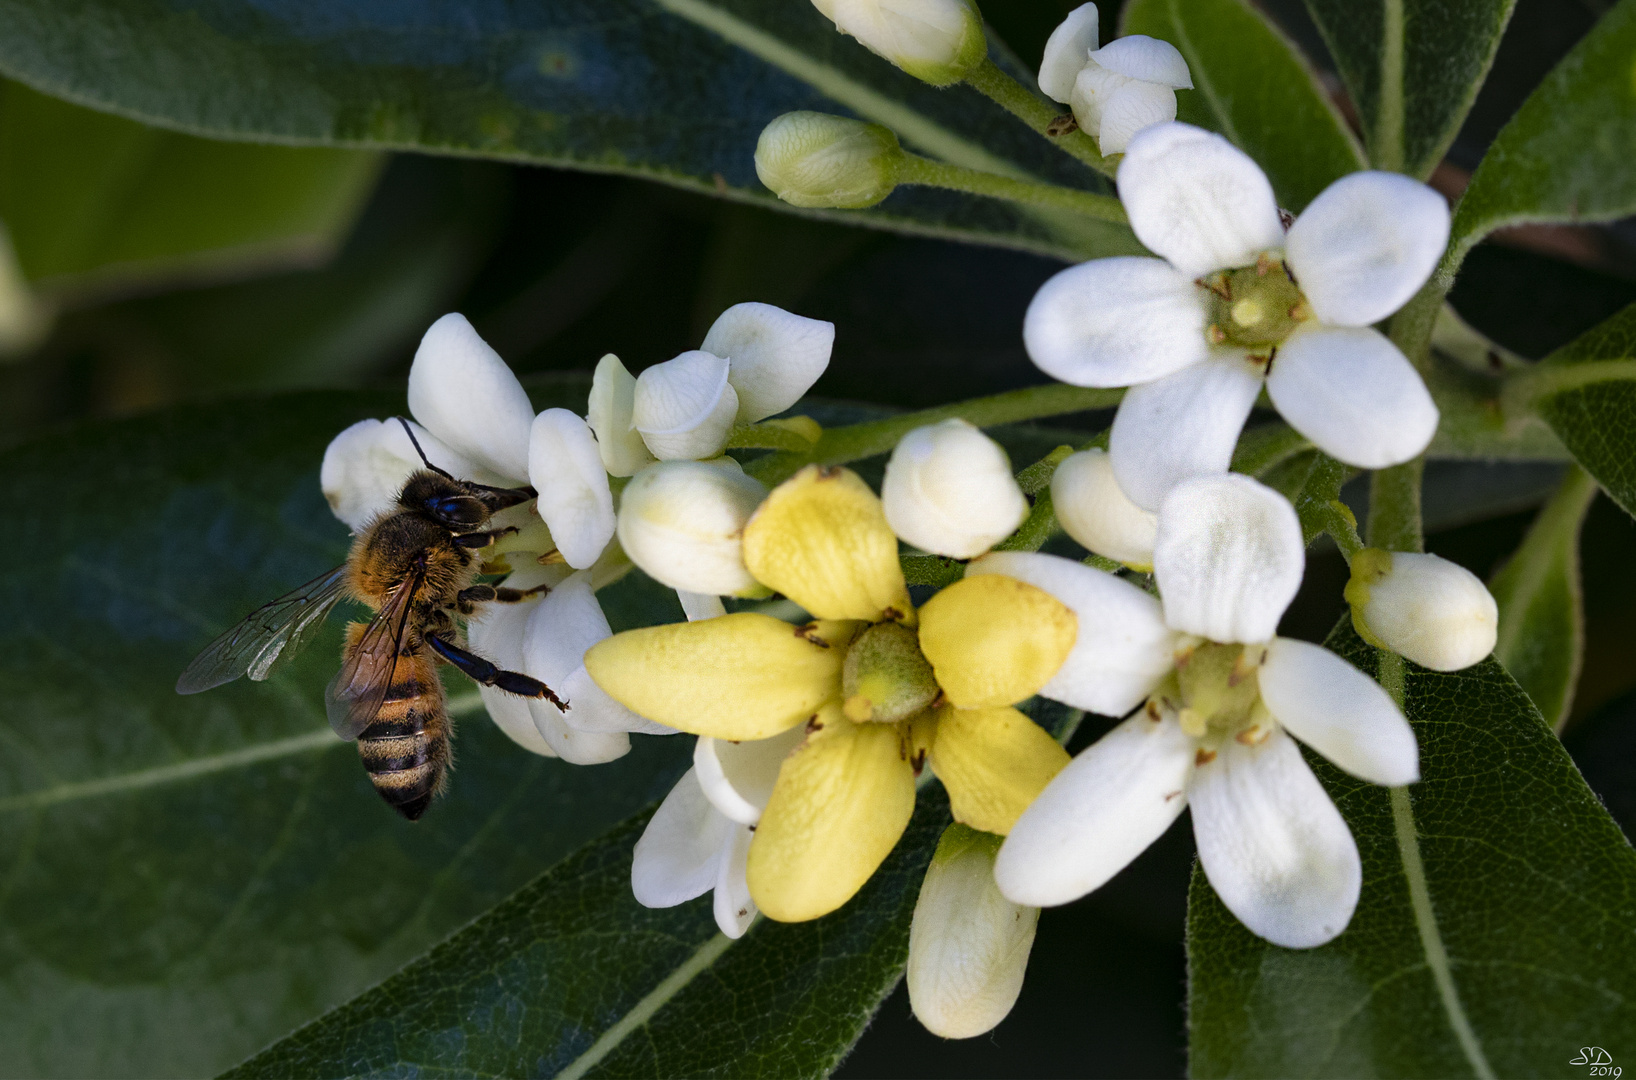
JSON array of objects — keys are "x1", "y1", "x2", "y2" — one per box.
[{"x1": 356, "y1": 650, "x2": 450, "y2": 821}]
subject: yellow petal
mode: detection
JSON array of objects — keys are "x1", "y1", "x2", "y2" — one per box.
[
  {"x1": 747, "y1": 701, "x2": 916, "y2": 921},
  {"x1": 930, "y1": 705, "x2": 1070, "y2": 835},
  {"x1": 917, "y1": 574, "x2": 1078, "y2": 708},
  {"x1": 583, "y1": 612, "x2": 849, "y2": 740},
  {"x1": 742, "y1": 465, "x2": 914, "y2": 623}
]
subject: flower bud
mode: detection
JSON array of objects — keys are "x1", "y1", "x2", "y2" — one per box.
[
  {"x1": 908, "y1": 824, "x2": 1039, "y2": 1039},
  {"x1": 1345, "y1": 549, "x2": 1498, "y2": 671},
  {"x1": 587, "y1": 353, "x2": 657, "y2": 477},
  {"x1": 702, "y1": 302, "x2": 835, "y2": 423},
  {"x1": 617, "y1": 461, "x2": 768, "y2": 596},
  {"x1": 1069, "y1": 36, "x2": 1191, "y2": 154},
  {"x1": 1037, "y1": 3, "x2": 1100, "y2": 103},
  {"x1": 812, "y1": 0, "x2": 987, "y2": 86},
  {"x1": 633, "y1": 350, "x2": 740, "y2": 461},
  {"x1": 882, "y1": 419, "x2": 1027, "y2": 558},
  {"x1": 755, "y1": 111, "x2": 904, "y2": 210},
  {"x1": 1049, "y1": 448, "x2": 1156, "y2": 568}
]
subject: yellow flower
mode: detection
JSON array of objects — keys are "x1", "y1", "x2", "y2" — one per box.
[{"x1": 585, "y1": 464, "x2": 1075, "y2": 923}]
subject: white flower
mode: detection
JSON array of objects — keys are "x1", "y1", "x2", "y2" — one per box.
[
  {"x1": 882, "y1": 419, "x2": 1028, "y2": 558},
  {"x1": 632, "y1": 725, "x2": 806, "y2": 938},
  {"x1": 616, "y1": 460, "x2": 769, "y2": 597},
  {"x1": 1345, "y1": 549, "x2": 1498, "y2": 671},
  {"x1": 1038, "y1": 6, "x2": 1191, "y2": 154},
  {"x1": 589, "y1": 304, "x2": 834, "y2": 471},
  {"x1": 810, "y1": 0, "x2": 987, "y2": 87},
  {"x1": 320, "y1": 418, "x2": 488, "y2": 532},
  {"x1": 907, "y1": 824, "x2": 1039, "y2": 1039},
  {"x1": 756, "y1": 112, "x2": 904, "y2": 210},
  {"x1": 1049, "y1": 448, "x2": 1156, "y2": 568},
  {"x1": 995, "y1": 473, "x2": 1419, "y2": 948},
  {"x1": 407, "y1": 313, "x2": 537, "y2": 482},
  {"x1": 1024, "y1": 122, "x2": 1448, "y2": 511}
]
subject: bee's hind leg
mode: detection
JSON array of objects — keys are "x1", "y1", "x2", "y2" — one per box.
[
  {"x1": 427, "y1": 634, "x2": 568, "y2": 711},
  {"x1": 455, "y1": 583, "x2": 549, "y2": 615},
  {"x1": 454, "y1": 526, "x2": 520, "y2": 550}
]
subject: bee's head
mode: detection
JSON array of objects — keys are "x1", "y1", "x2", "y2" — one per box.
[{"x1": 399, "y1": 471, "x2": 489, "y2": 531}]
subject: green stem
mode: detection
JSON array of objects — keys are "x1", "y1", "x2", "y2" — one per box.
[
  {"x1": 962, "y1": 58, "x2": 1114, "y2": 177},
  {"x1": 1325, "y1": 503, "x2": 1367, "y2": 561},
  {"x1": 896, "y1": 154, "x2": 1127, "y2": 223},
  {"x1": 1367, "y1": 458, "x2": 1425, "y2": 554},
  {"x1": 744, "y1": 383, "x2": 1123, "y2": 485}
]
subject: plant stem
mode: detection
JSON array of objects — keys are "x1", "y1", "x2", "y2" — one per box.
[
  {"x1": 744, "y1": 383, "x2": 1123, "y2": 485},
  {"x1": 1367, "y1": 457, "x2": 1425, "y2": 554},
  {"x1": 962, "y1": 58, "x2": 1114, "y2": 177},
  {"x1": 896, "y1": 154, "x2": 1127, "y2": 223}
]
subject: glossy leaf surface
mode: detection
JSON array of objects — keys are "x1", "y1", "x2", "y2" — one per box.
[
  {"x1": 1189, "y1": 619, "x2": 1636, "y2": 1076},
  {"x1": 1121, "y1": 0, "x2": 1363, "y2": 211},
  {"x1": 0, "y1": 0, "x2": 1139, "y2": 262},
  {"x1": 1302, "y1": 0, "x2": 1516, "y2": 176},
  {"x1": 1451, "y1": 0, "x2": 1636, "y2": 256},
  {"x1": 0, "y1": 384, "x2": 694, "y2": 1079},
  {"x1": 1532, "y1": 304, "x2": 1636, "y2": 518},
  {"x1": 0, "y1": 78, "x2": 381, "y2": 302}
]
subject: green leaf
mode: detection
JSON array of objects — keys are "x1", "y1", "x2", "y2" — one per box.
[
  {"x1": 1301, "y1": 0, "x2": 1516, "y2": 176},
  {"x1": 0, "y1": 383, "x2": 693, "y2": 1078},
  {"x1": 0, "y1": 78, "x2": 382, "y2": 304},
  {"x1": 0, "y1": 1, "x2": 1141, "y2": 262},
  {"x1": 1189, "y1": 618, "x2": 1636, "y2": 1077},
  {"x1": 1255, "y1": 449, "x2": 1353, "y2": 545},
  {"x1": 1526, "y1": 303, "x2": 1636, "y2": 517},
  {"x1": 229, "y1": 785, "x2": 956, "y2": 1078},
  {"x1": 1120, "y1": 0, "x2": 1364, "y2": 211},
  {"x1": 1451, "y1": 0, "x2": 1636, "y2": 259},
  {"x1": 1490, "y1": 466, "x2": 1597, "y2": 731}
]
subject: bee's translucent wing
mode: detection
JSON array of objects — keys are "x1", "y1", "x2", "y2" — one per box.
[
  {"x1": 175, "y1": 566, "x2": 350, "y2": 695},
  {"x1": 324, "y1": 567, "x2": 423, "y2": 741}
]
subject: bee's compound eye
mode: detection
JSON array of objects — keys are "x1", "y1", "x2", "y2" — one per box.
[{"x1": 430, "y1": 495, "x2": 486, "y2": 526}]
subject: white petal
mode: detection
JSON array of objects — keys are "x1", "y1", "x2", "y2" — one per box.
[
  {"x1": 712, "y1": 824, "x2": 757, "y2": 938},
  {"x1": 701, "y1": 302, "x2": 834, "y2": 424},
  {"x1": 969, "y1": 552, "x2": 1177, "y2": 717},
  {"x1": 587, "y1": 354, "x2": 656, "y2": 477},
  {"x1": 1095, "y1": 79, "x2": 1177, "y2": 155},
  {"x1": 559, "y1": 665, "x2": 677, "y2": 736},
  {"x1": 1189, "y1": 729, "x2": 1361, "y2": 948},
  {"x1": 320, "y1": 418, "x2": 481, "y2": 533},
  {"x1": 527, "y1": 698, "x2": 631, "y2": 764},
  {"x1": 881, "y1": 419, "x2": 1028, "y2": 558},
  {"x1": 1265, "y1": 326, "x2": 1438, "y2": 469},
  {"x1": 826, "y1": 0, "x2": 982, "y2": 79},
  {"x1": 694, "y1": 725, "x2": 809, "y2": 826},
  {"x1": 678, "y1": 591, "x2": 728, "y2": 621},
  {"x1": 467, "y1": 595, "x2": 559, "y2": 758},
  {"x1": 1284, "y1": 171, "x2": 1450, "y2": 327},
  {"x1": 633, "y1": 350, "x2": 740, "y2": 461},
  {"x1": 1068, "y1": 60, "x2": 1124, "y2": 137},
  {"x1": 1049, "y1": 448, "x2": 1157, "y2": 567},
  {"x1": 529, "y1": 409, "x2": 616, "y2": 570},
  {"x1": 1258, "y1": 637, "x2": 1420, "y2": 785},
  {"x1": 1109, "y1": 353, "x2": 1262, "y2": 512},
  {"x1": 520, "y1": 572, "x2": 632, "y2": 763},
  {"x1": 907, "y1": 829, "x2": 1039, "y2": 1039},
  {"x1": 996, "y1": 711, "x2": 1194, "y2": 906},
  {"x1": 632, "y1": 769, "x2": 734, "y2": 909},
  {"x1": 1154, "y1": 474, "x2": 1303, "y2": 644},
  {"x1": 1357, "y1": 552, "x2": 1498, "y2": 672},
  {"x1": 406, "y1": 313, "x2": 534, "y2": 481},
  {"x1": 1023, "y1": 256, "x2": 1210, "y2": 387},
  {"x1": 1089, "y1": 35, "x2": 1193, "y2": 88},
  {"x1": 617, "y1": 461, "x2": 767, "y2": 596},
  {"x1": 1038, "y1": 3, "x2": 1099, "y2": 102},
  {"x1": 1117, "y1": 123, "x2": 1286, "y2": 278}
]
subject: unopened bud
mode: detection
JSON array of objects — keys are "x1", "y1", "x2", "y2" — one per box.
[
  {"x1": 882, "y1": 419, "x2": 1028, "y2": 558},
  {"x1": 587, "y1": 354, "x2": 657, "y2": 477},
  {"x1": 633, "y1": 350, "x2": 740, "y2": 461},
  {"x1": 812, "y1": 0, "x2": 987, "y2": 86},
  {"x1": 1049, "y1": 448, "x2": 1156, "y2": 568},
  {"x1": 1068, "y1": 35, "x2": 1191, "y2": 154},
  {"x1": 755, "y1": 112, "x2": 904, "y2": 209},
  {"x1": 1345, "y1": 549, "x2": 1498, "y2": 671},
  {"x1": 616, "y1": 461, "x2": 767, "y2": 597},
  {"x1": 908, "y1": 824, "x2": 1039, "y2": 1039}
]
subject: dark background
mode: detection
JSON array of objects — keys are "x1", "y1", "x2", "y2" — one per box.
[{"x1": 3, "y1": 1, "x2": 1631, "y2": 1075}]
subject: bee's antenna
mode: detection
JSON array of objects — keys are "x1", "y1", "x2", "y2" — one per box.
[{"x1": 395, "y1": 417, "x2": 456, "y2": 480}]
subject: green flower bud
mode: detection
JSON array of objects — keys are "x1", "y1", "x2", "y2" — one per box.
[
  {"x1": 812, "y1": 0, "x2": 988, "y2": 87},
  {"x1": 754, "y1": 111, "x2": 904, "y2": 209}
]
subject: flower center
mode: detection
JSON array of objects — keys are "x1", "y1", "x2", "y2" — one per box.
[
  {"x1": 842, "y1": 621, "x2": 941, "y2": 723},
  {"x1": 1200, "y1": 253, "x2": 1312, "y2": 350},
  {"x1": 1148, "y1": 641, "x2": 1273, "y2": 761}
]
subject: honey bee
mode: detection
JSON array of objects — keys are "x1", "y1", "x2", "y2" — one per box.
[{"x1": 176, "y1": 421, "x2": 567, "y2": 820}]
